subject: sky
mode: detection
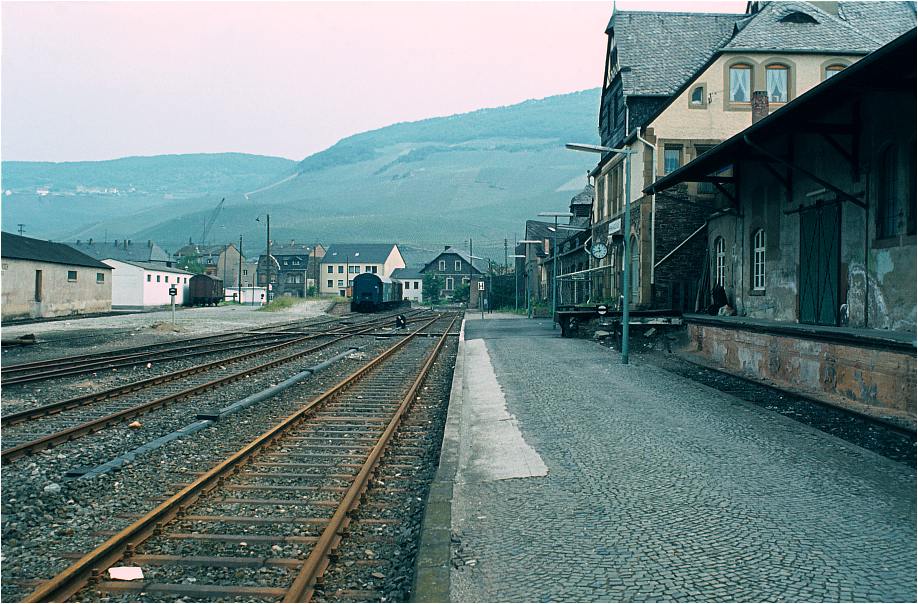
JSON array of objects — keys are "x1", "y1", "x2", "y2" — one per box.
[{"x1": 1, "y1": 1, "x2": 746, "y2": 163}]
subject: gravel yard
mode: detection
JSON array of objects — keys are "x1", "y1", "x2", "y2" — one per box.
[{"x1": 1, "y1": 301, "x2": 332, "y2": 365}]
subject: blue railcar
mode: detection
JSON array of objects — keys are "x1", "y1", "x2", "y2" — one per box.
[{"x1": 350, "y1": 273, "x2": 407, "y2": 312}]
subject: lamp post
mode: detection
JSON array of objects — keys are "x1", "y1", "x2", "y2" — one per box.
[
  {"x1": 518, "y1": 240, "x2": 541, "y2": 318},
  {"x1": 509, "y1": 254, "x2": 526, "y2": 312},
  {"x1": 565, "y1": 142, "x2": 635, "y2": 364},
  {"x1": 538, "y1": 212, "x2": 574, "y2": 327}
]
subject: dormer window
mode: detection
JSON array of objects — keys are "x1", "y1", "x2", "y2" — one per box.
[
  {"x1": 729, "y1": 64, "x2": 752, "y2": 103},
  {"x1": 766, "y1": 64, "x2": 789, "y2": 103},
  {"x1": 779, "y1": 11, "x2": 818, "y2": 24}
]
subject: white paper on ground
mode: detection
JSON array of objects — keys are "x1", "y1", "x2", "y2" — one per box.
[{"x1": 108, "y1": 566, "x2": 144, "y2": 581}]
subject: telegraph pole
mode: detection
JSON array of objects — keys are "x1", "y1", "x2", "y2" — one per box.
[
  {"x1": 238, "y1": 235, "x2": 243, "y2": 303},
  {"x1": 266, "y1": 214, "x2": 271, "y2": 302},
  {"x1": 504, "y1": 238, "x2": 508, "y2": 273}
]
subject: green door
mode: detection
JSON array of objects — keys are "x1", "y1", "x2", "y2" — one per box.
[{"x1": 799, "y1": 203, "x2": 840, "y2": 326}]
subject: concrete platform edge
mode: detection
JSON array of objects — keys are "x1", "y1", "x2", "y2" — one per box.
[{"x1": 411, "y1": 316, "x2": 466, "y2": 602}]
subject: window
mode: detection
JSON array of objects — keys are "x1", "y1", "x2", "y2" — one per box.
[
  {"x1": 714, "y1": 237, "x2": 726, "y2": 287},
  {"x1": 327, "y1": 279, "x2": 333, "y2": 288},
  {"x1": 630, "y1": 236, "x2": 640, "y2": 303},
  {"x1": 338, "y1": 265, "x2": 344, "y2": 274},
  {"x1": 752, "y1": 229, "x2": 766, "y2": 290},
  {"x1": 729, "y1": 64, "x2": 752, "y2": 103},
  {"x1": 147, "y1": 274, "x2": 152, "y2": 282},
  {"x1": 184, "y1": 278, "x2": 188, "y2": 284},
  {"x1": 349, "y1": 266, "x2": 358, "y2": 274},
  {"x1": 371, "y1": 266, "x2": 378, "y2": 274},
  {"x1": 439, "y1": 260, "x2": 446, "y2": 271},
  {"x1": 664, "y1": 146, "x2": 682, "y2": 174},
  {"x1": 337, "y1": 279, "x2": 344, "y2": 287},
  {"x1": 824, "y1": 64, "x2": 845, "y2": 80},
  {"x1": 455, "y1": 260, "x2": 462, "y2": 271},
  {"x1": 414, "y1": 281, "x2": 419, "y2": 289},
  {"x1": 165, "y1": 276, "x2": 169, "y2": 283},
  {"x1": 877, "y1": 145, "x2": 900, "y2": 238},
  {"x1": 96, "y1": 272, "x2": 105, "y2": 284},
  {"x1": 157, "y1": 275, "x2": 161, "y2": 282},
  {"x1": 34, "y1": 270, "x2": 42, "y2": 302},
  {"x1": 766, "y1": 65, "x2": 789, "y2": 103},
  {"x1": 68, "y1": 270, "x2": 78, "y2": 282},
  {"x1": 445, "y1": 276, "x2": 454, "y2": 290},
  {"x1": 364, "y1": 266, "x2": 371, "y2": 273},
  {"x1": 327, "y1": 265, "x2": 333, "y2": 273},
  {"x1": 243, "y1": 269, "x2": 248, "y2": 276},
  {"x1": 696, "y1": 146, "x2": 715, "y2": 193},
  {"x1": 689, "y1": 85, "x2": 706, "y2": 108}
]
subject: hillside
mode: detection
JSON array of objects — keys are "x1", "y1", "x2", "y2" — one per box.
[{"x1": 1, "y1": 90, "x2": 600, "y2": 262}]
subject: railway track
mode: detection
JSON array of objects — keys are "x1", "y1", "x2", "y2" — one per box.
[
  {"x1": 1, "y1": 313, "x2": 398, "y2": 386},
  {"x1": 23, "y1": 313, "x2": 459, "y2": 603},
  {"x1": 1, "y1": 311, "x2": 429, "y2": 464}
]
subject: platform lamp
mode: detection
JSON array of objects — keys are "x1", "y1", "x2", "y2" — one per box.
[
  {"x1": 509, "y1": 254, "x2": 526, "y2": 312},
  {"x1": 565, "y1": 142, "x2": 635, "y2": 364},
  {"x1": 518, "y1": 240, "x2": 541, "y2": 318},
  {"x1": 537, "y1": 212, "x2": 574, "y2": 327}
]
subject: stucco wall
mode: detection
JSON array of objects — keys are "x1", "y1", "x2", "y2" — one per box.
[{"x1": 1, "y1": 258, "x2": 111, "y2": 319}]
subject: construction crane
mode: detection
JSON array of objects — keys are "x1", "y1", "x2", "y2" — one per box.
[{"x1": 200, "y1": 197, "x2": 225, "y2": 245}]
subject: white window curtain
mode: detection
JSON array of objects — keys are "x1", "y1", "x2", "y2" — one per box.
[
  {"x1": 730, "y1": 67, "x2": 750, "y2": 102},
  {"x1": 767, "y1": 67, "x2": 788, "y2": 103}
]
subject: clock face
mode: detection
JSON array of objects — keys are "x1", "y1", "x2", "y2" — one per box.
[{"x1": 591, "y1": 242, "x2": 609, "y2": 259}]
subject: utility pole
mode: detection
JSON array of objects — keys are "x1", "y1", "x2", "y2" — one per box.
[
  {"x1": 504, "y1": 238, "x2": 508, "y2": 273},
  {"x1": 468, "y1": 238, "x2": 473, "y2": 307},
  {"x1": 222, "y1": 243, "x2": 228, "y2": 302},
  {"x1": 238, "y1": 235, "x2": 243, "y2": 304},
  {"x1": 17, "y1": 224, "x2": 25, "y2": 236}
]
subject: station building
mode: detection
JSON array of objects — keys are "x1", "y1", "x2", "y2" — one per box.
[
  {"x1": 420, "y1": 247, "x2": 485, "y2": 306},
  {"x1": 646, "y1": 29, "x2": 917, "y2": 427},
  {"x1": 1, "y1": 232, "x2": 112, "y2": 320}
]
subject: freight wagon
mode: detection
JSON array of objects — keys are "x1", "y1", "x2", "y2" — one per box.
[{"x1": 187, "y1": 274, "x2": 223, "y2": 306}]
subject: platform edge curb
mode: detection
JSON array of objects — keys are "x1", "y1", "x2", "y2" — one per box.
[{"x1": 410, "y1": 315, "x2": 466, "y2": 603}]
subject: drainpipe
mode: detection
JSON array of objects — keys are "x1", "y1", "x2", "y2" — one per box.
[{"x1": 636, "y1": 130, "x2": 657, "y2": 291}]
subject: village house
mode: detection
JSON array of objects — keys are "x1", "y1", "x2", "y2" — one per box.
[
  {"x1": 256, "y1": 242, "x2": 325, "y2": 298},
  {"x1": 390, "y1": 267, "x2": 424, "y2": 304},
  {"x1": 514, "y1": 221, "x2": 555, "y2": 310},
  {"x1": 1, "y1": 232, "x2": 112, "y2": 320},
  {"x1": 421, "y1": 246, "x2": 486, "y2": 306},
  {"x1": 647, "y1": 29, "x2": 916, "y2": 426},
  {"x1": 101, "y1": 259, "x2": 193, "y2": 309},
  {"x1": 591, "y1": 1, "x2": 916, "y2": 311},
  {"x1": 174, "y1": 242, "x2": 244, "y2": 286},
  {"x1": 69, "y1": 238, "x2": 173, "y2": 266},
  {"x1": 319, "y1": 244, "x2": 405, "y2": 297}
]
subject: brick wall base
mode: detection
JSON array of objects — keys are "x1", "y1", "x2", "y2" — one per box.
[{"x1": 686, "y1": 323, "x2": 917, "y2": 428}]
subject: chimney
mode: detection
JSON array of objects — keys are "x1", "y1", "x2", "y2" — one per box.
[
  {"x1": 88, "y1": 238, "x2": 93, "y2": 245},
  {"x1": 127, "y1": 239, "x2": 131, "y2": 246},
  {"x1": 752, "y1": 91, "x2": 769, "y2": 124},
  {"x1": 290, "y1": 239, "x2": 295, "y2": 246},
  {"x1": 444, "y1": 245, "x2": 450, "y2": 251},
  {"x1": 148, "y1": 240, "x2": 152, "y2": 248},
  {"x1": 114, "y1": 239, "x2": 119, "y2": 246},
  {"x1": 76, "y1": 239, "x2": 81, "y2": 245},
  {"x1": 123, "y1": 239, "x2": 128, "y2": 249}
]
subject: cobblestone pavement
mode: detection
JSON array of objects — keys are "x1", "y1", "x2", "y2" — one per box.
[{"x1": 450, "y1": 317, "x2": 916, "y2": 603}]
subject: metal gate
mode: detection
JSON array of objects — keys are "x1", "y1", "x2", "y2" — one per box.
[{"x1": 799, "y1": 201, "x2": 841, "y2": 326}]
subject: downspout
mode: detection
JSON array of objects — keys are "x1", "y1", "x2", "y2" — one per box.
[{"x1": 636, "y1": 130, "x2": 657, "y2": 289}]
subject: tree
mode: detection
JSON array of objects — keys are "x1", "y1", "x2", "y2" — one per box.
[
  {"x1": 422, "y1": 274, "x2": 443, "y2": 304},
  {"x1": 176, "y1": 255, "x2": 205, "y2": 274},
  {"x1": 452, "y1": 282, "x2": 470, "y2": 303}
]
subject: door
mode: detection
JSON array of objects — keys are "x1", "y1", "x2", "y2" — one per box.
[{"x1": 799, "y1": 202, "x2": 840, "y2": 326}]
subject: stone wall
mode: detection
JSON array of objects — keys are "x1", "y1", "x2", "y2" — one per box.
[{"x1": 686, "y1": 321, "x2": 916, "y2": 427}]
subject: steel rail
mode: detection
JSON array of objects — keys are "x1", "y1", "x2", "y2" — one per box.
[
  {"x1": 1, "y1": 314, "x2": 415, "y2": 463},
  {"x1": 284, "y1": 314, "x2": 458, "y2": 602},
  {"x1": 1, "y1": 311, "x2": 422, "y2": 428},
  {"x1": 22, "y1": 314, "x2": 447, "y2": 603},
  {"x1": 1, "y1": 311, "x2": 411, "y2": 383}
]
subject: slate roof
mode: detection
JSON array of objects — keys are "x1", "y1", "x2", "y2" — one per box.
[
  {"x1": 724, "y1": 1, "x2": 884, "y2": 53},
  {"x1": 261, "y1": 243, "x2": 319, "y2": 257},
  {"x1": 608, "y1": 11, "x2": 739, "y2": 96},
  {"x1": 2, "y1": 232, "x2": 111, "y2": 269},
  {"x1": 102, "y1": 259, "x2": 194, "y2": 275},
  {"x1": 835, "y1": 1, "x2": 917, "y2": 45},
  {"x1": 390, "y1": 267, "x2": 424, "y2": 280},
  {"x1": 421, "y1": 247, "x2": 487, "y2": 274},
  {"x1": 322, "y1": 244, "x2": 400, "y2": 265},
  {"x1": 70, "y1": 239, "x2": 171, "y2": 264},
  {"x1": 570, "y1": 184, "x2": 594, "y2": 206}
]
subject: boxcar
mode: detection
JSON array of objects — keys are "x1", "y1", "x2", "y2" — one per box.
[
  {"x1": 351, "y1": 273, "x2": 407, "y2": 312},
  {"x1": 187, "y1": 274, "x2": 223, "y2": 306}
]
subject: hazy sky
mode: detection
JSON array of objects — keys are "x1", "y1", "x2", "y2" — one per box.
[{"x1": 1, "y1": 1, "x2": 746, "y2": 162}]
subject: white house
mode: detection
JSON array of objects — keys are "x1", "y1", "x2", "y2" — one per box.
[
  {"x1": 390, "y1": 267, "x2": 424, "y2": 303},
  {"x1": 103, "y1": 259, "x2": 193, "y2": 309},
  {"x1": 319, "y1": 244, "x2": 406, "y2": 297}
]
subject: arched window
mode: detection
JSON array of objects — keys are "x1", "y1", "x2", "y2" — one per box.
[
  {"x1": 824, "y1": 64, "x2": 846, "y2": 80},
  {"x1": 729, "y1": 64, "x2": 752, "y2": 103},
  {"x1": 876, "y1": 145, "x2": 899, "y2": 238},
  {"x1": 630, "y1": 235, "x2": 640, "y2": 303},
  {"x1": 752, "y1": 229, "x2": 766, "y2": 290},
  {"x1": 714, "y1": 237, "x2": 726, "y2": 287},
  {"x1": 765, "y1": 64, "x2": 789, "y2": 103}
]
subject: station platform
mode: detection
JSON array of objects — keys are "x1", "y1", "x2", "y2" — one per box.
[{"x1": 413, "y1": 314, "x2": 916, "y2": 602}]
